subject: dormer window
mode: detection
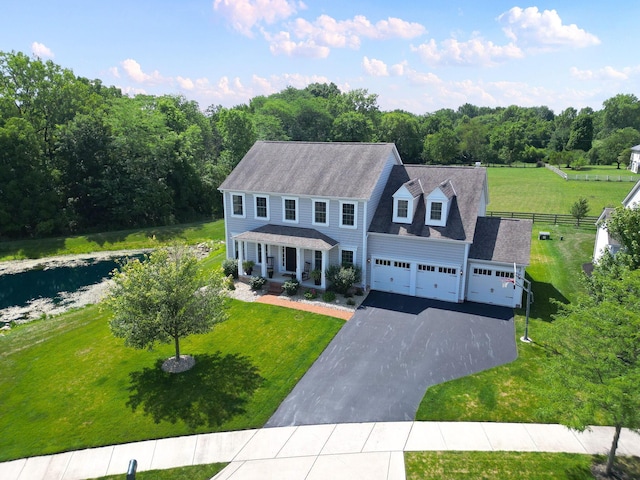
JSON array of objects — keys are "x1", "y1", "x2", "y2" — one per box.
[
  {"x1": 430, "y1": 202, "x2": 442, "y2": 221},
  {"x1": 425, "y1": 180, "x2": 454, "y2": 227},
  {"x1": 392, "y1": 179, "x2": 422, "y2": 224}
]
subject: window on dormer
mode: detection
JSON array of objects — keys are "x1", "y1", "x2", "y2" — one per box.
[
  {"x1": 430, "y1": 202, "x2": 443, "y2": 221},
  {"x1": 397, "y1": 199, "x2": 409, "y2": 219}
]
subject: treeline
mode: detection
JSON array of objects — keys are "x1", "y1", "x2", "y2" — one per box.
[{"x1": 2, "y1": 50, "x2": 640, "y2": 239}]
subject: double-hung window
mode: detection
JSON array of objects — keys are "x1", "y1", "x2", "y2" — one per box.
[
  {"x1": 397, "y1": 200, "x2": 409, "y2": 219},
  {"x1": 283, "y1": 197, "x2": 298, "y2": 223},
  {"x1": 255, "y1": 195, "x2": 269, "y2": 220},
  {"x1": 231, "y1": 193, "x2": 245, "y2": 218},
  {"x1": 340, "y1": 201, "x2": 357, "y2": 228},
  {"x1": 313, "y1": 199, "x2": 328, "y2": 226},
  {"x1": 430, "y1": 202, "x2": 443, "y2": 221}
]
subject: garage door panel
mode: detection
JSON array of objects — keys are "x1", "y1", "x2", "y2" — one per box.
[
  {"x1": 467, "y1": 264, "x2": 516, "y2": 307},
  {"x1": 372, "y1": 258, "x2": 410, "y2": 295},
  {"x1": 416, "y1": 264, "x2": 458, "y2": 302}
]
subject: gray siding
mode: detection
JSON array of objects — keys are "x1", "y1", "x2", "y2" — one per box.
[
  {"x1": 367, "y1": 233, "x2": 467, "y2": 285},
  {"x1": 223, "y1": 191, "x2": 366, "y2": 268}
]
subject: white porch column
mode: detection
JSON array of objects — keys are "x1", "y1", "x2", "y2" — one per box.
[
  {"x1": 296, "y1": 247, "x2": 302, "y2": 281},
  {"x1": 237, "y1": 240, "x2": 244, "y2": 277},
  {"x1": 321, "y1": 250, "x2": 328, "y2": 290},
  {"x1": 260, "y1": 243, "x2": 267, "y2": 278}
]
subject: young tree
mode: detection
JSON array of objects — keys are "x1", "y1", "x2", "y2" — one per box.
[
  {"x1": 105, "y1": 246, "x2": 229, "y2": 369},
  {"x1": 541, "y1": 269, "x2": 640, "y2": 477},
  {"x1": 570, "y1": 197, "x2": 589, "y2": 224}
]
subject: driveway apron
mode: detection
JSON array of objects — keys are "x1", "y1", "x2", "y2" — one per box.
[{"x1": 266, "y1": 291, "x2": 516, "y2": 427}]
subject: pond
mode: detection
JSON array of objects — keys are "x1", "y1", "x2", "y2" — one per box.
[{"x1": 0, "y1": 254, "x2": 144, "y2": 323}]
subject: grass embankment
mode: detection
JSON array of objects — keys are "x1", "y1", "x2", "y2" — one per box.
[
  {"x1": 486, "y1": 166, "x2": 636, "y2": 213},
  {"x1": 0, "y1": 219, "x2": 225, "y2": 261},
  {"x1": 0, "y1": 299, "x2": 343, "y2": 462},
  {"x1": 416, "y1": 224, "x2": 593, "y2": 423},
  {"x1": 405, "y1": 452, "x2": 640, "y2": 480}
]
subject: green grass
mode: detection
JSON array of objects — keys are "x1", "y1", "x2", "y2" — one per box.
[
  {"x1": 0, "y1": 219, "x2": 225, "y2": 260},
  {"x1": 416, "y1": 224, "x2": 594, "y2": 423},
  {"x1": 91, "y1": 463, "x2": 227, "y2": 480},
  {"x1": 486, "y1": 165, "x2": 636, "y2": 214},
  {"x1": 0, "y1": 300, "x2": 343, "y2": 462},
  {"x1": 405, "y1": 452, "x2": 640, "y2": 479}
]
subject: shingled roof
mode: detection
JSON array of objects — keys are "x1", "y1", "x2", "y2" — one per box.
[
  {"x1": 219, "y1": 141, "x2": 401, "y2": 200},
  {"x1": 369, "y1": 165, "x2": 487, "y2": 241},
  {"x1": 469, "y1": 217, "x2": 532, "y2": 265}
]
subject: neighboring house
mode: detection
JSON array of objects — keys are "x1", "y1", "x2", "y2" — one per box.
[
  {"x1": 593, "y1": 179, "x2": 640, "y2": 263},
  {"x1": 219, "y1": 141, "x2": 532, "y2": 308},
  {"x1": 629, "y1": 145, "x2": 640, "y2": 173}
]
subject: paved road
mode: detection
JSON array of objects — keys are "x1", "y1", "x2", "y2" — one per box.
[{"x1": 267, "y1": 291, "x2": 516, "y2": 427}]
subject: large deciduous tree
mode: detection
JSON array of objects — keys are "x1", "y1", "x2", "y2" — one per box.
[
  {"x1": 541, "y1": 268, "x2": 640, "y2": 477},
  {"x1": 105, "y1": 246, "x2": 229, "y2": 369}
]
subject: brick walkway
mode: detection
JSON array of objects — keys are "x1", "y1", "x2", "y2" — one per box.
[{"x1": 256, "y1": 294, "x2": 353, "y2": 320}]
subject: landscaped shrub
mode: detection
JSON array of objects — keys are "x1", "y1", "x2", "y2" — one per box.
[
  {"x1": 304, "y1": 288, "x2": 318, "y2": 300},
  {"x1": 322, "y1": 291, "x2": 336, "y2": 302},
  {"x1": 346, "y1": 298, "x2": 356, "y2": 306},
  {"x1": 325, "y1": 264, "x2": 362, "y2": 294},
  {"x1": 354, "y1": 287, "x2": 364, "y2": 296},
  {"x1": 282, "y1": 279, "x2": 300, "y2": 296},
  {"x1": 249, "y1": 275, "x2": 267, "y2": 291},
  {"x1": 225, "y1": 274, "x2": 235, "y2": 290},
  {"x1": 222, "y1": 258, "x2": 239, "y2": 279}
]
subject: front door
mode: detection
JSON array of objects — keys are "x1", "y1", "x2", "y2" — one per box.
[{"x1": 285, "y1": 247, "x2": 297, "y2": 272}]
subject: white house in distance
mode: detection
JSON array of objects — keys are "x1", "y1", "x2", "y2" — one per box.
[
  {"x1": 593, "y1": 179, "x2": 640, "y2": 263},
  {"x1": 629, "y1": 145, "x2": 640, "y2": 173},
  {"x1": 219, "y1": 141, "x2": 532, "y2": 308}
]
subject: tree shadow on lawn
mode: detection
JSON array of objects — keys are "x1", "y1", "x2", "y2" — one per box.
[
  {"x1": 525, "y1": 275, "x2": 569, "y2": 322},
  {"x1": 127, "y1": 352, "x2": 263, "y2": 429}
]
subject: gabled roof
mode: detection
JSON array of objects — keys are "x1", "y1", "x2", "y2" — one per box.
[
  {"x1": 219, "y1": 141, "x2": 401, "y2": 200},
  {"x1": 369, "y1": 165, "x2": 487, "y2": 241},
  {"x1": 400, "y1": 179, "x2": 423, "y2": 198},
  {"x1": 469, "y1": 217, "x2": 532, "y2": 265},
  {"x1": 622, "y1": 179, "x2": 640, "y2": 208},
  {"x1": 631, "y1": 144, "x2": 640, "y2": 152},
  {"x1": 430, "y1": 179, "x2": 456, "y2": 199}
]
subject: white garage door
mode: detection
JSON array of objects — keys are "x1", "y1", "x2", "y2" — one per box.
[
  {"x1": 371, "y1": 258, "x2": 411, "y2": 295},
  {"x1": 467, "y1": 264, "x2": 516, "y2": 307},
  {"x1": 416, "y1": 263, "x2": 459, "y2": 302}
]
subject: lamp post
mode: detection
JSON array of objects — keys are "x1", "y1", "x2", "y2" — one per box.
[{"x1": 516, "y1": 275, "x2": 533, "y2": 343}]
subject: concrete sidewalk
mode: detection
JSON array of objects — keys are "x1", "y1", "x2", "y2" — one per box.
[{"x1": 2, "y1": 422, "x2": 640, "y2": 480}]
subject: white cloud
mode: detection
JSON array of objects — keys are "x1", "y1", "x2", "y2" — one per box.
[
  {"x1": 213, "y1": 0, "x2": 299, "y2": 36},
  {"x1": 362, "y1": 56, "x2": 389, "y2": 77},
  {"x1": 121, "y1": 59, "x2": 164, "y2": 85},
  {"x1": 498, "y1": 7, "x2": 600, "y2": 49},
  {"x1": 390, "y1": 61, "x2": 408, "y2": 76},
  {"x1": 263, "y1": 30, "x2": 330, "y2": 57},
  {"x1": 570, "y1": 65, "x2": 628, "y2": 81},
  {"x1": 108, "y1": 66, "x2": 120, "y2": 78},
  {"x1": 411, "y1": 37, "x2": 523, "y2": 67},
  {"x1": 265, "y1": 13, "x2": 425, "y2": 57},
  {"x1": 177, "y1": 76, "x2": 195, "y2": 90},
  {"x1": 31, "y1": 42, "x2": 54, "y2": 58}
]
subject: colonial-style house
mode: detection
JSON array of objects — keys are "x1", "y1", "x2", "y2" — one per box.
[
  {"x1": 219, "y1": 141, "x2": 532, "y2": 308},
  {"x1": 593, "y1": 179, "x2": 640, "y2": 263}
]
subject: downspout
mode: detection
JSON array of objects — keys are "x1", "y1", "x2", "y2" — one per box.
[
  {"x1": 362, "y1": 200, "x2": 368, "y2": 290},
  {"x1": 221, "y1": 191, "x2": 229, "y2": 258}
]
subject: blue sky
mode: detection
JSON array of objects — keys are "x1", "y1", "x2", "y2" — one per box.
[{"x1": 2, "y1": 1, "x2": 638, "y2": 114}]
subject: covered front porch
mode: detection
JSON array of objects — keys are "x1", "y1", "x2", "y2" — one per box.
[{"x1": 233, "y1": 224, "x2": 339, "y2": 291}]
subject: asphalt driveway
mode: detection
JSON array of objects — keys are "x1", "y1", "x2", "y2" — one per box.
[{"x1": 266, "y1": 291, "x2": 516, "y2": 427}]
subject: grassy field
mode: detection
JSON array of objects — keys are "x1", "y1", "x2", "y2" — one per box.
[
  {"x1": 486, "y1": 165, "x2": 636, "y2": 214},
  {"x1": 416, "y1": 224, "x2": 594, "y2": 423},
  {"x1": 405, "y1": 452, "x2": 640, "y2": 480},
  {"x1": 0, "y1": 299, "x2": 343, "y2": 462},
  {"x1": 0, "y1": 219, "x2": 225, "y2": 261}
]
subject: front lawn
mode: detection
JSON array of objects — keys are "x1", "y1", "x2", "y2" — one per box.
[
  {"x1": 0, "y1": 299, "x2": 343, "y2": 462},
  {"x1": 416, "y1": 224, "x2": 594, "y2": 423},
  {"x1": 91, "y1": 463, "x2": 227, "y2": 480}
]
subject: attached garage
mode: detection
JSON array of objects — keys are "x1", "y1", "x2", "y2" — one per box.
[
  {"x1": 371, "y1": 258, "x2": 411, "y2": 295},
  {"x1": 415, "y1": 263, "x2": 459, "y2": 302},
  {"x1": 466, "y1": 263, "x2": 519, "y2": 308}
]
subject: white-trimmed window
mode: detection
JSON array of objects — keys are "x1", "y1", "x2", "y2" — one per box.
[
  {"x1": 397, "y1": 200, "x2": 409, "y2": 219},
  {"x1": 341, "y1": 248, "x2": 355, "y2": 265},
  {"x1": 430, "y1": 202, "x2": 443, "y2": 221},
  {"x1": 254, "y1": 195, "x2": 269, "y2": 220},
  {"x1": 231, "y1": 193, "x2": 245, "y2": 218},
  {"x1": 340, "y1": 201, "x2": 357, "y2": 228},
  {"x1": 282, "y1": 197, "x2": 298, "y2": 223},
  {"x1": 313, "y1": 199, "x2": 329, "y2": 226}
]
